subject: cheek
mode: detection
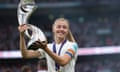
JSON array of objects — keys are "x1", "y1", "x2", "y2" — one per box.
[
  {"x1": 56, "y1": 30, "x2": 60, "y2": 33},
  {"x1": 64, "y1": 29, "x2": 69, "y2": 33}
]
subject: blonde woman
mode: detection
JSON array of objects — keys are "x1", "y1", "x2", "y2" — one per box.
[{"x1": 18, "y1": 18, "x2": 78, "y2": 72}]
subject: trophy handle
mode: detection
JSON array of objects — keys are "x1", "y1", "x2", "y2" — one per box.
[{"x1": 17, "y1": 0, "x2": 37, "y2": 38}]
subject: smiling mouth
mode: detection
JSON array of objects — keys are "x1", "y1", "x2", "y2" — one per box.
[
  {"x1": 57, "y1": 30, "x2": 65, "y2": 34},
  {"x1": 58, "y1": 32, "x2": 64, "y2": 35}
]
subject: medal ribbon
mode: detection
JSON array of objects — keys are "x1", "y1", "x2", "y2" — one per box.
[{"x1": 53, "y1": 39, "x2": 67, "y2": 71}]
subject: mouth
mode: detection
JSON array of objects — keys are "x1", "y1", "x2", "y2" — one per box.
[{"x1": 57, "y1": 30, "x2": 65, "y2": 34}]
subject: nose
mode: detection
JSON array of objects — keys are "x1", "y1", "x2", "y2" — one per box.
[
  {"x1": 59, "y1": 26, "x2": 65, "y2": 30},
  {"x1": 59, "y1": 27, "x2": 64, "y2": 30}
]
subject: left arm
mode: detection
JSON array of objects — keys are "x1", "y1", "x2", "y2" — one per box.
[
  {"x1": 44, "y1": 47, "x2": 73, "y2": 66},
  {"x1": 35, "y1": 41, "x2": 78, "y2": 66}
]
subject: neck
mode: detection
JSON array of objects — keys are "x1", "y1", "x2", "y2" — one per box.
[{"x1": 54, "y1": 37, "x2": 66, "y2": 44}]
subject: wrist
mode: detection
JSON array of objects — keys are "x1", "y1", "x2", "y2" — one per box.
[
  {"x1": 20, "y1": 32, "x2": 24, "y2": 36},
  {"x1": 43, "y1": 46, "x2": 48, "y2": 51},
  {"x1": 41, "y1": 41, "x2": 48, "y2": 51},
  {"x1": 20, "y1": 32, "x2": 24, "y2": 35}
]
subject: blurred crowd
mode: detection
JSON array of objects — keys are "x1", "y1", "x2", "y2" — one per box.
[
  {"x1": 0, "y1": 58, "x2": 48, "y2": 72},
  {"x1": 72, "y1": 17, "x2": 120, "y2": 48},
  {"x1": 0, "y1": 16, "x2": 120, "y2": 50},
  {"x1": 0, "y1": 59, "x2": 37, "y2": 72},
  {"x1": 75, "y1": 54, "x2": 120, "y2": 72},
  {"x1": 75, "y1": 58, "x2": 120, "y2": 72},
  {"x1": 0, "y1": 25, "x2": 19, "y2": 50},
  {"x1": 1, "y1": 55, "x2": 120, "y2": 72}
]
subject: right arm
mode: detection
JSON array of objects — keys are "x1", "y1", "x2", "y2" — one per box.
[{"x1": 18, "y1": 24, "x2": 41, "y2": 58}]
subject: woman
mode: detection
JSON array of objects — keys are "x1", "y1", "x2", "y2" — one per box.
[{"x1": 18, "y1": 18, "x2": 78, "y2": 72}]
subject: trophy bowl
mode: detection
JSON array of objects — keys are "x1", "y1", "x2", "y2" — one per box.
[{"x1": 26, "y1": 24, "x2": 47, "y2": 50}]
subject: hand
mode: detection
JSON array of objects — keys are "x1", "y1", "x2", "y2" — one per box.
[
  {"x1": 31, "y1": 40, "x2": 48, "y2": 50},
  {"x1": 18, "y1": 24, "x2": 29, "y2": 33}
]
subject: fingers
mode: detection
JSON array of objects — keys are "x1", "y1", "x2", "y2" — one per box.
[
  {"x1": 38, "y1": 39, "x2": 47, "y2": 44},
  {"x1": 31, "y1": 40, "x2": 47, "y2": 49},
  {"x1": 33, "y1": 40, "x2": 42, "y2": 45},
  {"x1": 30, "y1": 41, "x2": 42, "y2": 49},
  {"x1": 34, "y1": 41, "x2": 41, "y2": 46},
  {"x1": 18, "y1": 24, "x2": 29, "y2": 33}
]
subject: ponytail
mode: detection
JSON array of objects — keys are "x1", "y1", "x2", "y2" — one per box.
[{"x1": 67, "y1": 30, "x2": 76, "y2": 42}]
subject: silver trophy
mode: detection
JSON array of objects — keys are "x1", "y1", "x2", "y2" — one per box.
[
  {"x1": 17, "y1": 0, "x2": 37, "y2": 25},
  {"x1": 17, "y1": 0, "x2": 46, "y2": 49}
]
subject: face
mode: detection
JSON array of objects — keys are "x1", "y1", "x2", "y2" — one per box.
[{"x1": 53, "y1": 19, "x2": 69, "y2": 39}]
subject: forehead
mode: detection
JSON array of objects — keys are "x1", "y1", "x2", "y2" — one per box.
[{"x1": 54, "y1": 20, "x2": 69, "y2": 26}]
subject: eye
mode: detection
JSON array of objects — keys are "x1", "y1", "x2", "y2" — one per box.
[
  {"x1": 62, "y1": 25, "x2": 67, "y2": 29},
  {"x1": 56, "y1": 25, "x2": 61, "y2": 28},
  {"x1": 56, "y1": 25, "x2": 68, "y2": 29}
]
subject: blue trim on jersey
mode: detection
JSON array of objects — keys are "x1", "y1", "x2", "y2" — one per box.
[{"x1": 65, "y1": 52, "x2": 73, "y2": 58}]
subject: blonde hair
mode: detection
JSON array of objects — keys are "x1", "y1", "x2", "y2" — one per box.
[{"x1": 53, "y1": 18, "x2": 75, "y2": 42}]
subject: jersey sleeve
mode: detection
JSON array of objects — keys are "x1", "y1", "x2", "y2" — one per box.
[{"x1": 65, "y1": 42, "x2": 78, "y2": 58}]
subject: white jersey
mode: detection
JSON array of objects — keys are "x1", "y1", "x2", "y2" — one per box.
[{"x1": 38, "y1": 40, "x2": 78, "y2": 72}]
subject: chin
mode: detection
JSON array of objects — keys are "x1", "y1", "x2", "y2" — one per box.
[{"x1": 58, "y1": 36, "x2": 65, "y2": 39}]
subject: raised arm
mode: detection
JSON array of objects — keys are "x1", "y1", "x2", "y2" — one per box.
[{"x1": 18, "y1": 24, "x2": 41, "y2": 58}]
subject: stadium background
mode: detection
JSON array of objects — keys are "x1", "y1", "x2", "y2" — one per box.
[{"x1": 0, "y1": 0, "x2": 120, "y2": 72}]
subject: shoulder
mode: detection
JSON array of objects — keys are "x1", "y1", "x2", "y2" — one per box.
[
  {"x1": 67, "y1": 41, "x2": 78, "y2": 47},
  {"x1": 67, "y1": 41, "x2": 78, "y2": 52}
]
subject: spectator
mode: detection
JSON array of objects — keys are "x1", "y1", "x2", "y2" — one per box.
[{"x1": 21, "y1": 65, "x2": 32, "y2": 72}]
